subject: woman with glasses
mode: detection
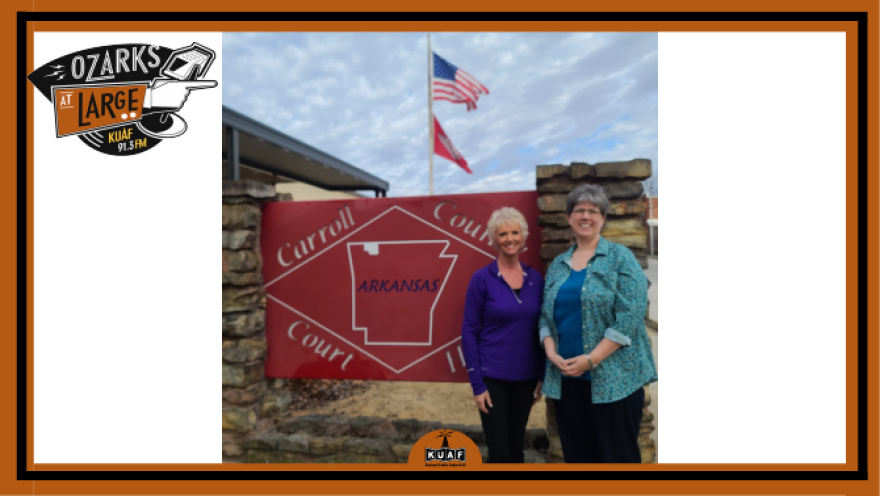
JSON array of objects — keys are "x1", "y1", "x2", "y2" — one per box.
[
  {"x1": 539, "y1": 184, "x2": 657, "y2": 463},
  {"x1": 461, "y1": 207, "x2": 545, "y2": 463}
]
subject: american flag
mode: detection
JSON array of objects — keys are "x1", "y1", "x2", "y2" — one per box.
[{"x1": 432, "y1": 52, "x2": 489, "y2": 111}]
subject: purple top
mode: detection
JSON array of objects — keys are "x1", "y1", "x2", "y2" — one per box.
[{"x1": 461, "y1": 260, "x2": 545, "y2": 395}]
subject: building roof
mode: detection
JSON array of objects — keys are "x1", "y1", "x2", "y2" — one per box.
[{"x1": 222, "y1": 106, "x2": 389, "y2": 195}]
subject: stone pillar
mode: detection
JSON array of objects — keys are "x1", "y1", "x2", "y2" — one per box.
[
  {"x1": 535, "y1": 159, "x2": 657, "y2": 463},
  {"x1": 221, "y1": 180, "x2": 292, "y2": 462},
  {"x1": 639, "y1": 386, "x2": 656, "y2": 463}
]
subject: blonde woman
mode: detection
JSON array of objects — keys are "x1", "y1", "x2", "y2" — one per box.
[{"x1": 461, "y1": 207, "x2": 545, "y2": 463}]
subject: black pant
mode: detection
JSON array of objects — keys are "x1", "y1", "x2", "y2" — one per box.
[
  {"x1": 478, "y1": 376, "x2": 538, "y2": 463},
  {"x1": 553, "y1": 379, "x2": 644, "y2": 463}
]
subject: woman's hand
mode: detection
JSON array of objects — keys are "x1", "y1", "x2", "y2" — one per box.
[
  {"x1": 474, "y1": 390, "x2": 493, "y2": 414},
  {"x1": 561, "y1": 355, "x2": 592, "y2": 377},
  {"x1": 532, "y1": 381, "x2": 543, "y2": 406},
  {"x1": 548, "y1": 353, "x2": 569, "y2": 372},
  {"x1": 543, "y1": 338, "x2": 570, "y2": 372}
]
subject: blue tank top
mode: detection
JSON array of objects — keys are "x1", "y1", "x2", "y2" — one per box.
[{"x1": 552, "y1": 268, "x2": 590, "y2": 381}]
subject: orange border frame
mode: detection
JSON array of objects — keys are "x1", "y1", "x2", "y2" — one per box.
[{"x1": 2, "y1": 3, "x2": 874, "y2": 495}]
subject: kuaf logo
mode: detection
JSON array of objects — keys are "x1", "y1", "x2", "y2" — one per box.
[
  {"x1": 425, "y1": 429, "x2": 466, "y2": 464},
  {"x1": 406, "y1": 428, "x2": 481, "y2": 468},
  {"x1": 27, "y1": 42, "x2": 217, "y2": 156}
]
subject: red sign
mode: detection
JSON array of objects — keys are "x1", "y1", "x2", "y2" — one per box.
[{"x1": 261, "y1": 191, "x2": 543, "y2": 382}]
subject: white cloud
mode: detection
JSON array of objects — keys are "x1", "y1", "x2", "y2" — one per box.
[{"x1": 223, "y1": 32, "x2": 658, "y2": 197}]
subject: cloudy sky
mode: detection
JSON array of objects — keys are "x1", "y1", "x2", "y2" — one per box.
[{"x1": 222, "y1": 32, "x2": 658, "y2": 197}]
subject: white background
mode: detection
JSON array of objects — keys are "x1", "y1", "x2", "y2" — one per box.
[
  {"x1": 659, "y1": 32, "x2": 847, "y2": 463},
  {"x1": 33, "y1": 32, "x2": 221, "y2": 463},
  {"x1": 33, "y1": 32, "x2": 847, "y2": 464}
]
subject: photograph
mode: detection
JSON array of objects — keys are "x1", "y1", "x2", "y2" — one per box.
[{"x1": 221, "y1": 31, "x2": 660, "y2": 465}]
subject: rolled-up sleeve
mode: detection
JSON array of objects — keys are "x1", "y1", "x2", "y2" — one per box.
[
  {"x1": 539, "y1": 326, "x2": 551, "y2": 343},
  {"x1": 461, "y1": 272, "x2": 486, "y2": 395},
  {"x1": 605, "y1": 251, "x2": 648, "y2": 346}
]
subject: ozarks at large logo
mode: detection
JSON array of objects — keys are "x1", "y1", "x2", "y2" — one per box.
[{"x1": 28, "y1": 42, "x2": 217, "y2": 156}]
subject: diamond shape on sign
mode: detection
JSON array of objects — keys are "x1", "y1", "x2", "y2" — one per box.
[{"x1": 265, "y1": 206, "x2": 494, "y2": 373}]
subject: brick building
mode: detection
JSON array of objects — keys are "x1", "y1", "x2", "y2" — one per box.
[{"x1": 640, "y1": 194, "x2": 658, "y2": 254}]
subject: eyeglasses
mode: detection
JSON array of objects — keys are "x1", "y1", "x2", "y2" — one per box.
[{"x1": 572, "y1": 208, "x2": 602, "y2": 217}]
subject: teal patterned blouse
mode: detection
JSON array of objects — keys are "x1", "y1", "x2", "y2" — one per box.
[{"x1": 539, "y1": 237, "x2": 658, "y2": 403}]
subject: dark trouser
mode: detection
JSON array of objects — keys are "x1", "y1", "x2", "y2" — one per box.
[
  {"x1": 553, "y1": 379, "x2": 644, "y2": 463},
  {"x1": 478, "y1": 376, "x2": 539, "y2": 463}
]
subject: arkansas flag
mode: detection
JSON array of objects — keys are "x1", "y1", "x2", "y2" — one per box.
[{"x1": 433, "y1": 116, "x2": 472, "y2": 174}]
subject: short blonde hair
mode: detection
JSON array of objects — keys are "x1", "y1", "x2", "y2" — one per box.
[{"x1": 486, "y1": 207, "x2": 529, "y2": 245}]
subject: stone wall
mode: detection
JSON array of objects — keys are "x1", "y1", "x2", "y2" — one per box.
[
  {"x1": 222, "y1": 180, "x2": 293, "y2": 462},
  {"x1": 535, "y1": 159, "x2": 657, "y2": 463},
  {"x1": 242, "y1": 414, "x2": 549, "y2": 463}
]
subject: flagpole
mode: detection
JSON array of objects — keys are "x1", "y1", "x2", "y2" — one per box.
[{"x1": 427, "y1": 33, "x2": 434, "y2": 196}]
